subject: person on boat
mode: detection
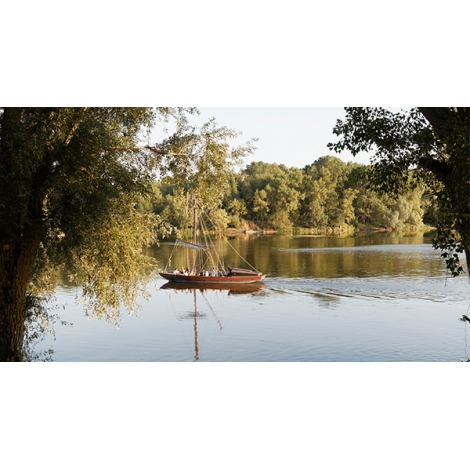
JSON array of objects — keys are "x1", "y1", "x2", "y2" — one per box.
[{"x1": 211, "y1": 269, "x2": 216, "y2": 277}]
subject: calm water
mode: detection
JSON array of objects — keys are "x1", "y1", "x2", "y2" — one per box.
[{"x1": 42, "y1": 233, "x2": 470, "y2": 361}]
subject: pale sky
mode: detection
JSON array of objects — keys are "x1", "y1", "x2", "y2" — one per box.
[{"x1": 153, "y1": 107, "x2": 373, "y2": 170}]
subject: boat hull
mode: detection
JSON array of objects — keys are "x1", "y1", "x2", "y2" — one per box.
[{"x1": 159, "y1": 272, "x2": 266, "y2": 284}]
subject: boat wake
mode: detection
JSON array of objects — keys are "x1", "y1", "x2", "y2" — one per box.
[{"x1": 264, "y1": 276, "x2": 470, "y2": 303}]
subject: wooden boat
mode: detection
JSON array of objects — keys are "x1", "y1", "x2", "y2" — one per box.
[
  {"x1": 159, "y1": 207, "x2": 266, "y2": 285},
  {"x1": 160, "y1": 267, "x2": 265, "y2": 284},
  {"x1": 160, "y1": 255, "x2": 266, "y2": 286}
]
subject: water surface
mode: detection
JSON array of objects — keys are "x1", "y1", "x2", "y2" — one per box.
[{"x1": 44, "y1": 233, "x2": 470, "y2": 361}]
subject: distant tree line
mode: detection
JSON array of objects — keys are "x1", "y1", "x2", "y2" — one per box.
[{"x1": 139, "y1": 156, "x2": 438, "y2": 234}]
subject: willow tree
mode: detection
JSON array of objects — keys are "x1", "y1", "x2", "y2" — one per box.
[
  {"x1": 328, "y1": 107, "x2": 470, "y2": 276},
  {"x1": 154, "y1": 117, "x2": 257, "y2": 230},
  {"x1": 0, "y1": 107, "x2": 197, "y2": 361}
]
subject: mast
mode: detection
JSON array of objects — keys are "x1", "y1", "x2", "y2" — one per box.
[
  {"x1": 193, "y1": 289, "x2": 199, "y2": 361},
  {"x1": 192, "y1": 196, "x2": 197, "y2": 273}
]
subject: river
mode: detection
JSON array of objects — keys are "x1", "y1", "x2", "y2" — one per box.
[{"x1": 40, "y1": 232, "x2": 470, "y2": 361}]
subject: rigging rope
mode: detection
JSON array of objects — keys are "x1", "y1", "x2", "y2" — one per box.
[
  {"x1": 199, "y1": 208, "x2": 258, "y2": 272},
  {"x1": 168, "y1": 202, "x2": 260, "y2": 274},
  {"x1": 224, "y1": 237, "x2": 258, "y2": 271},
  {"x1": 165, "y1": 241, "x2": 178, "y2": 272}
]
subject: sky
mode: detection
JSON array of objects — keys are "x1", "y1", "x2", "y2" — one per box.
[
  {"x1": 198, "y1": 107, "x2": 369, "y2": 166},
  {"x1": 153, "y1": 107, "x2": 373, "y2": 169}
]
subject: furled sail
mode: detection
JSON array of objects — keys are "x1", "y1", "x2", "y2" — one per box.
[{"x1": 176, "y1": 239, "x2": 207, "y2": 251}]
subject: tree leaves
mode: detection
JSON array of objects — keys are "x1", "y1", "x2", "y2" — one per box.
[
  {"x1": 0, "y1": 107, "x2": 197, "y2": 331},
  {"x1": 328, "y1": 107, "x2": 470, "y2": 276}
]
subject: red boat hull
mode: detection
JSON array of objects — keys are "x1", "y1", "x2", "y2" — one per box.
[{"x1": 159, "y1": 271, "x2": 265, "y2": 284}]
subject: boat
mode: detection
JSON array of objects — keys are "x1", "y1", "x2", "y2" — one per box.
[
  {"x1": 159, "y1": 264, "x2": 265, "y2": 284},
  {"x1": 159, "y1": 206, "x2": 266, "y2": 284}
]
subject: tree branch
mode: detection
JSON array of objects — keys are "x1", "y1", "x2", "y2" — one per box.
[
  {"x1": 418, "y1": 108, "x2": 442, "y2": 131},
  {"x1": 417, "y1": 154, "x2": 451, "y2": 182},
  {"x1": 139, "y1": 145, "x2": 192, "y2": 157},
  {"x1": 418, "y1": 107, "x2": 455, "y2": 142},
  {"x1": 64, "y1": 107, "x2": 89, "y2": 147},
  {"x1": 456, "y1": 107, "x2": 470, "y2": 125}
]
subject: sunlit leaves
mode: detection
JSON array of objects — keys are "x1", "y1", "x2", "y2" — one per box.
[
  {"x1": 328, "y1": 107, "x2": 470, "y2": 276},
  {"x1": 132, "y1": 117, "x2": 258, "y2": 240},
  {"x1": 0, "y1": 107, "x2": 196, "y2": 332},
  {"x1": 65, "y1": 198, "x2": 160, "y2": 322},
  {"x1": 152, "y1": 117, "x2": 257, "y2": 223}
]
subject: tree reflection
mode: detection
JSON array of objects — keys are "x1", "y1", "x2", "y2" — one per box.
[{"x1": 155, "y1": 233, "x2": 444, "y2": 280}]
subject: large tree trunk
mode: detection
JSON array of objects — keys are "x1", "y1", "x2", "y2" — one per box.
[
  {"x1": 0, "y1": 282, "x2": 27, "y2": 362},
  {"x1": 0, "y1": 108, "x2": 45, "y2": 361},
  {"x1": 0, "y1": 227, "x2": 41, "y2": 361},
  {"x1": 418, "y1": 107, "x2": 470, "y2": 277}
]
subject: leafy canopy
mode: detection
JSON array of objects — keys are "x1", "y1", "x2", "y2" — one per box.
[
  {"x1": 328, "y1": 107, "x2": 470, "y2": 276},
  {"x1": 0, "y1": 107, "x2": 199, "y2": 324}
]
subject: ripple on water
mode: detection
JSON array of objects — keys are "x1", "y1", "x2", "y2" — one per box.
[{"x1": 265, "y1": 275, "x2": 470, "y2": 303}]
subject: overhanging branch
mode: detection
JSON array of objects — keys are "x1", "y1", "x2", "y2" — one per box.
[{"x1": 418, "y1": 107, "x2": 455, "y2": 142}]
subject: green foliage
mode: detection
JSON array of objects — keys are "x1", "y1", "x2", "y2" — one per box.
[
  {"x1": 147, "y1": 155, "x2": 431, "y2": 235},
  {"x1": 154, "y1": 117, "x2": 257, "y2": 214},
  {"x1": 0, "y1": 107, "x2": 199, "y2": 360},
  {"x1": 235, "y1": 162, "x2": 304, "y2": 229},
  {"x1": 64, "y1": 199, "x2": 161, "y2": 321},
  {"x1": 328, "y1": 107, "x2": 470, "y2": 276},
  {"x1": 225, "y1": 198, "x2": 247, "y2": 228}
]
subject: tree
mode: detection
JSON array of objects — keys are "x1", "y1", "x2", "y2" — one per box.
[
  {"x1": 252, "y1": 189, "x2": 270, "y2": 226},
  {"x1": 237, "y1": 162, "x2": 303, "y2": 229},
  {"x1": 300, "y1": 156, "x2": 355, "y2": 229},
  {"x1": 0, "y1": 107, "x2": 197, "y2": 361},
  {"x1": 154, "y1": 117, "x2": 256, "y2": 222},
  {"x1": 225, "y1": 198, "x2": 247, "y2": 228},
  {"x1": 328, "y1": 107, "x2": 470, "y2": 276}
]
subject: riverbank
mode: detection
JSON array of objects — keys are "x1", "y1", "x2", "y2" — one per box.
[{"x1": 225, "y1": 223, "x2": 436, "y2": 237}]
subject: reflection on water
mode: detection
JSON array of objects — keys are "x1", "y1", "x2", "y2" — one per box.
[
  {"x1": 160, "y1": 281, "x2": 266, "y2": 294},
  {"x1": 160, "y1": 282, "x2": 266, "y2": 361},
  {"x1": 41, "y1": 233, "x2": 470, "y2": 362},
  {"x1": 156, "y1": 232, "x2": 445, "y2": 280}
]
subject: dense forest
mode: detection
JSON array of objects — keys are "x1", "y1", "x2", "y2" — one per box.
[{"x1": 138, "y1": 156, "x2": 437, "y2": 234}]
